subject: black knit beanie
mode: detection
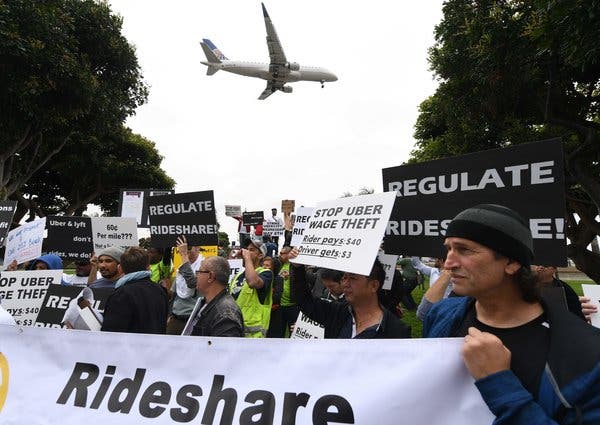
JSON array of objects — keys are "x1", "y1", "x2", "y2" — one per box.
[{"x1": 445, "y1": 204, "x2": 534, "y2": 267}]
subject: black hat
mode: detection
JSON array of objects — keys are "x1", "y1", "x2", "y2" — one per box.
[{"x1": 445, "y1": 204, "x2": 534, "y2": 267}]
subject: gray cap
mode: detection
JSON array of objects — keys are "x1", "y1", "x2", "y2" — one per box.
[
  {"x1": 97, "y1": 246, "x2": 125, "y2": 263},
  {"x1": 244, "y1": 238, "x2": 267, "y2": 257},
  {"x1": 445, "y1": 204, "x2": 534, "y2": 267}
]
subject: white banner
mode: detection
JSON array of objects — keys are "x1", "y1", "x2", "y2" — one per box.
[
  {"x1": 0, "y1": 270, "x2": 62, "y2": 326},
  {"x1": 91, "y1": 217, "x2": 138, "y2": 251},
  {"x1": 582, "y1": 284, "x2": 600, "y2": 328},
  {"x1": 3, "y1": 217, "x2": 46, "y2": 266},
  {"x1": 290, "y1": 207, "x2": 314, "y2": 247},
  {"x1": 0, "y1": 326, "x2": 494, "y2": 424},
  {"x1": 291, "y1": 193, "x2": 396, "y2": 275},
  {"x1": 378, "y1": 253, "x2": 399, "y2": 290}
]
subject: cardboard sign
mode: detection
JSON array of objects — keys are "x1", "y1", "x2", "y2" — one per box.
[
  {"x1": 225, "y1": 205, "x2": 242, "y2": 217},
  {"x1": 35, "y1": 285, "x2": 112, "y2": 328},
  {"x1": 90, "y1": 217, "x2": 138, "y2": 251},
  {"x1": 3, "y1": 217, "x2": 46, "y2": 266},
  {"x1": 291, "y1": 207, "x2": 315, "y2": 246},
  {"x1": 291, "y1": 192, "x2": 396, "y2": 275},
  {"x1": 228, "y1": 259, "x2": 243, "y2": 283},
  {"x1": 290, "y1": 311, "x2": 325, "y2": 339},
  {"x1": 262, "y1": 220, "x2": 284, "y2": 237},
  {"x1": 44, "y1": 216, "x2": 93, "y2": 262},
  {"x1": 582, "y1": 284, "x2": 600, "y2": 329},
  {"x1": 242, "y1": 211, "x2": 264, "y2": 226},
  {"x1": 0, "y1": 270, "x2": 62, "y2": 326},
  {"x1": 147, "y1": 190, "x2": 218, "y2": 248},
  {"x1": 378, "y1": 252, "x2": 399, "y2": 290},
  {"x1": 119, "y1": 189, "x2": 176, "y2": 227},
  {"x1": 382, "y1": 139, "x2": 567, "y2": 264},
  {"x1": 0, "y1": 201, "x2": 17, "y2": 247},
  {"x1": 281, "y1": 200, "x2": 295, "y2": 214}
]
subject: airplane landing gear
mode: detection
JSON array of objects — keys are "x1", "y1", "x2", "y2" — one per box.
[{"x1": 320, "y1": 80, "x2": 325, "y2": 88}]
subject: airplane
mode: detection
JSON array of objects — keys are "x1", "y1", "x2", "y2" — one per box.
[{"x1": 200, "y1": 3, "x2": 338, "y2": 100}]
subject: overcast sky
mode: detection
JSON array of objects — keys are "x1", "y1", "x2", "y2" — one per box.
[{"x1": 108, "y1": 0, "x2": 445, "y2": 241}]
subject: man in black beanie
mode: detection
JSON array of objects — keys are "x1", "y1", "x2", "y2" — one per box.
[{"x1": 423, "y1": 204, "x2": 600, "y2": 424}]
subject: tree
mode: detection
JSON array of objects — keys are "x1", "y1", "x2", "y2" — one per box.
[
  {"x1": 411, "y1": 0, "x2": 600, "y2": 282},
  {"x1": 13, "y1": 127, "x2": 175, "y2": 222},
  {"x1": 0, "y1": 0, "x2": 147, "y2": 200}
]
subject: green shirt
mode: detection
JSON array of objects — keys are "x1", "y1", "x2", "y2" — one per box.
[{"x1": 280, "y1": 262, "x2": 294, "y2": 306}]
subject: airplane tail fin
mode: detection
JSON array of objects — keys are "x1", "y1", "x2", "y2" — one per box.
[
  {"x1": 202, "y1": 38, "x2": 228, "y2": 61},
  {"x1": 206, "y1": 66, "x2": 219, "y2": 76}
]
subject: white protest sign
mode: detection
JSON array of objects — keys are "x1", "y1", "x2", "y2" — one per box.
[
  {"x1": 91, "y1": 217, "x2": 138, "y2": 251},
  {"x1": 291, "y1": 192, "x2": 396, "y2": 275},
  {"x1": 227, "y1": 259, "x2": 243, "y2": 283},
  {"x1": 290, "y1": 311, "x2": 325, "y2": 339},
  {"x1": 378, "y1": 252, "x2": 399, "y2": 290},
  {"x1": 225, "y1": 205, "x2": 242, "y2": 217},
  {"x1": 3, "y1": 217, "x2": 46, "y2": 266},
  {"x1": 291, "y1": 207, "x2": 315, "y2": 246},
  {"x1": 262, "y1": 220, "x2": 284, "y2": 237},
  {"x1": 120, "y1": 190, "x2": 145, "y2": 225},
  {"x1": 582, "y1": 284, "x2": 600, "y2": 328},
  {"x1": 0, "y1": 270, "x2": 62, "y2": 326},
  {"x1": 0, "y1": 326, "x2": 494, "y2": 424}
]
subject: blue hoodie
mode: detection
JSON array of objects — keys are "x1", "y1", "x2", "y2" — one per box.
[{"x1": 31, "y1": 254, "x2": 68, "y2": 285}]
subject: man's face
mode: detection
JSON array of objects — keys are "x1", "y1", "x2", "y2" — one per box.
[
  {"x1": 341, "y1": 273, "x2": 377, "y2": 305},
  {"x1": 98, "y1": 255, "x2": 120, "y2": 279},
  {"x1": 246, "y1": 244, "x2": 262, "y2": 263},
  {"x1": 271, "y1": 209, "x2": 277, "y2": 217},
  {"x1": 323, "y1": 279, "x2": 343, "y2": 296},
  {"x1": 195, "y1": 259, "x2": 211, "y2": 293},
  {"x1": 443, "y1": 237, "x2": 511, "y2": 297},
  {"x1": 262, "y1": 258, "x2": 273, "y2": 271},
  {"x1": 34, "y1": 262, "x2": 48, "y2": 270}
]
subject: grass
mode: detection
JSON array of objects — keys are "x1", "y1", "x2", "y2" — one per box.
[{"x1": 402, "y1": 279, "x2": 590, "y2": 339}]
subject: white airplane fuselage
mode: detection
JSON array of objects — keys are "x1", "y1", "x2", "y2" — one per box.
[{"x1": 200, "y1": 60, "x2": 337, "y2": 83}]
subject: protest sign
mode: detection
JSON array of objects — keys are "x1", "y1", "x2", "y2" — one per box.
[
  {"x1": 242, "y1": 211, "x2": 264, "y2": 226},
  {"x1": 290, "y1": 311, "x2": 324, "y2": 339},
  {"x1": 44, "y1": 216, "x2": 93, "y2": 262},
  {"x1": 0, "y1": 270, "x2": 62, "y2": 326},
  {"x1": 378, "y1": 252, "x2": 399, "y2": 290},
  {"x1": 90, "y1": 217, "x2": 138, "y2": 251},
  {"x1": 281, "y1": 199, "x2": 295, "y2": 214},
  {"x1": 227, "y1": 259, "x2": 243, "y2": 283},
  {"x1": 0, "y1": 201, "x2": 17, "y2": 247},
  {"x1": 225, "y1": 205, "x2": 242, "y2": 217},
  {"x1": 582, "y1": 284, "x2": 600, "y2": 329},
  {"x1": 382, "y1": 138, "x2": 567, "y2": 265},
  {"x1": 291, "y1": 192, "x2": 396, "y2": 275},
  {"x1": 147, "y1": 191, "x2": 218, "y2": 248},
  {"x1": 0, "y1": 326, "x2": 494, "y2": 424},
  {"x1": 3, "y1": 217, "x2": 46, "y2": 266},
  {"x1": 262, "y1": 220, "x2": 284, "y2": 237},
  {"x1": 290, "y1": 207, "x2": 315, "y2": 246},
  {"x1": 119, "y1": 189, "x2": 176, "y2": 227},
  {"x1": 35, "y1": 285, "x2": 112, "y2": 328}
]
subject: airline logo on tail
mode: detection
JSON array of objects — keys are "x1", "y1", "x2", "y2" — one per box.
[
  {"x1": 202, "y1": 38, "x2": 228, "y2": 60},
  {"x1": 0, "y1": 353, "x2": 8, "y2": 413}
]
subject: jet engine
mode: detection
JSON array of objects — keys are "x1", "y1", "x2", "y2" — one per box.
[
  {"x1": 285, "y1": 62, "x2": 300, "y2": 71},
  {"x1": 281, "y1": 85, "x2": 293, "y2": 93}
]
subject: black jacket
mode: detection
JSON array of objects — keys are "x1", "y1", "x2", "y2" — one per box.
[
  {"x1": 101, "y1": 277, "x2": 168, "y2": 334},
  {"x1": 191, "y1": 289, "x2": 244, "y2": 337},
  {"x1": 291, "y1": 265, "x2": 411, "y2": 339}
]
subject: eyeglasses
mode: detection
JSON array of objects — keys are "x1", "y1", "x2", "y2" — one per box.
[{"x1": 195, "y1": 270, "x2": 211, "y2": 275}]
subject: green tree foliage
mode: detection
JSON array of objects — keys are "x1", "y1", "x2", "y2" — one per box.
[
  {"x1": 0, "y1": 0, "x2": 148, "y2": 200},
  {"x1": 411, "y1": 0, "x2": 600, "y2": 281},
  {"x1": 15, "y1": 127, "x2": 175, "y2": 221}
]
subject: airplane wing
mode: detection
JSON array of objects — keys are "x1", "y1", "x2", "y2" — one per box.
[
  {"x1": 262, "y1": 3, "x2": 287, "y2": 65},
  {"x1": 258, "y1": 80, "x2": 284, "y2": 100}
]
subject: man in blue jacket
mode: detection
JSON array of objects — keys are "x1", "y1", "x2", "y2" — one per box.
[{"x1": 424, "y1": 204, "x2": 600, "y2": 424}]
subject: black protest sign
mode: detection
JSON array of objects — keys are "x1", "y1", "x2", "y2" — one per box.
[
  {"x1": 35, "y1": 285, "x2": 112, "y2": 328},
  {"x1": 44, "y1": 216, "x2": 93, "y2": 262},
  {"x1": 0, "y1": 201, "x2": 17, "y2": 246},
  {"x1": 243, "y1": 211, "x2": 264, "y2": 226},
  {"x1": 382, "y1": 138, "x2": 567, "y2": 265},
  {"x1": 147, "y1": 190, "x2": 218, "y2": 248}
]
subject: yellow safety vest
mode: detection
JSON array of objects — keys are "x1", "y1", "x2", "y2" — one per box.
[{"x1": 229, "y1": 266, "x2": 273, "y2": 338}]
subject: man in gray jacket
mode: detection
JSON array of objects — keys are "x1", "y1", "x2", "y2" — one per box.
[{"x1": 185, "y1": 256, "x2": 243, "y2": 337}]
